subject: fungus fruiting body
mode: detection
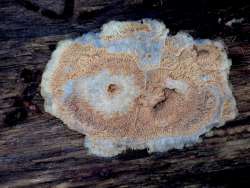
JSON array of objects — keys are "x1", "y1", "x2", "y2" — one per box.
[{"x1": 41, "y1": 19, "x2": 237, "y2": 157}]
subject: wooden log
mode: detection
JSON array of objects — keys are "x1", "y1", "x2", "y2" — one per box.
[{"x1": 0, "y1": 0, "x2": 250, "y2": 187}]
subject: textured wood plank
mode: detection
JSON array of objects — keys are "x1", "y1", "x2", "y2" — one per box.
[{"x1": 0, "y1": 0, "x2": 250, "y2": 187}]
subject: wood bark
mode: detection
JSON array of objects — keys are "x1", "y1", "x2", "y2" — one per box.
[{"x1": 0, "y1": 0, "x2": 250, "y2": 187}]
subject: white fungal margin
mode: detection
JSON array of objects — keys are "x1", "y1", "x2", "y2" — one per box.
[
  {"x1": 41, "y1": 39, "x2": 74, "y2": 114},
  {"x1": 84, "y1": 121, "x2": 220, "y2": 157}
]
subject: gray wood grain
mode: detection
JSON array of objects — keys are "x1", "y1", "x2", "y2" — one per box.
[{"x1": 0, "y1": 0, "x2": 250, "y2": 187}]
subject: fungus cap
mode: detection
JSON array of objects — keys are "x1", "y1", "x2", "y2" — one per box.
[{"x1": 41, "y1": 19, "x2": 237, "y2": 157}]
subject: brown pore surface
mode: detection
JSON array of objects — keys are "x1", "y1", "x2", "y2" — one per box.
[
  {"x1": 1, "y1": 1, "x2": 249, "y2": 187},
  {"x1": 49, "y1": 39, "x2": 227, "y2": 141}
]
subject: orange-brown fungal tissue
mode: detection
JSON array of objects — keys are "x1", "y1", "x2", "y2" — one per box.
[{"x1": 41, "y1": 19, "x2": 237, "y2": 157}]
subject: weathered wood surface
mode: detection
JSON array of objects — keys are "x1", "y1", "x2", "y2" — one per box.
[{"x1": 0, "y1": 0, "x2": 250, "y2": 187}]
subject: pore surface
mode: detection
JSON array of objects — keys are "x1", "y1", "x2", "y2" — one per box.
[{"x1": 41, "y1": 19, "x2": 237, "y2": 157}]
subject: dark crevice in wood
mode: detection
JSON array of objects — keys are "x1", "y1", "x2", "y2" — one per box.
[
  {"x1": 63, "y1": 0, "x2": 75, "y2": 18},
  {"x1": 225, "y1": 115, "x2": 250, "y2": 128},
  {"x1": 117, "y1": 149, "x2": 150, "y2": 161},
  {"x1": 3, "y1": 67, "x2": 42, "y2": 127},
  {"x1": 48, "y1": 44, "x2": 57, "y2": 51},
  {"x1": 20, "y1": 69, "x2": 42, "y2": 84},
  {"x1": 40, "y1": 9, "x2": 61, "y2": 19},
  {"x1": 77, "y1": 7, "x2": 109, "y2": 21},
  {"x1": 1, "y1": 0, "x2": 250, "y2": 187},
  {"x1": 16, "y1": 0, "x2": 40, "y2": 12},
  {"x1": 22, "y1": 83, "x2": 39, "y2": 101},
  {"x1": 3, "y1": 106, "x2": 28, "y2": 127},
  {"x1": 16, "y1": 0, "x2": 74, "y2": 19}
]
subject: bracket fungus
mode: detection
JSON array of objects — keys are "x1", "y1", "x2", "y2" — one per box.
[{"x1": 41, "y1": 19, "x2": 237, "y2": 157}]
